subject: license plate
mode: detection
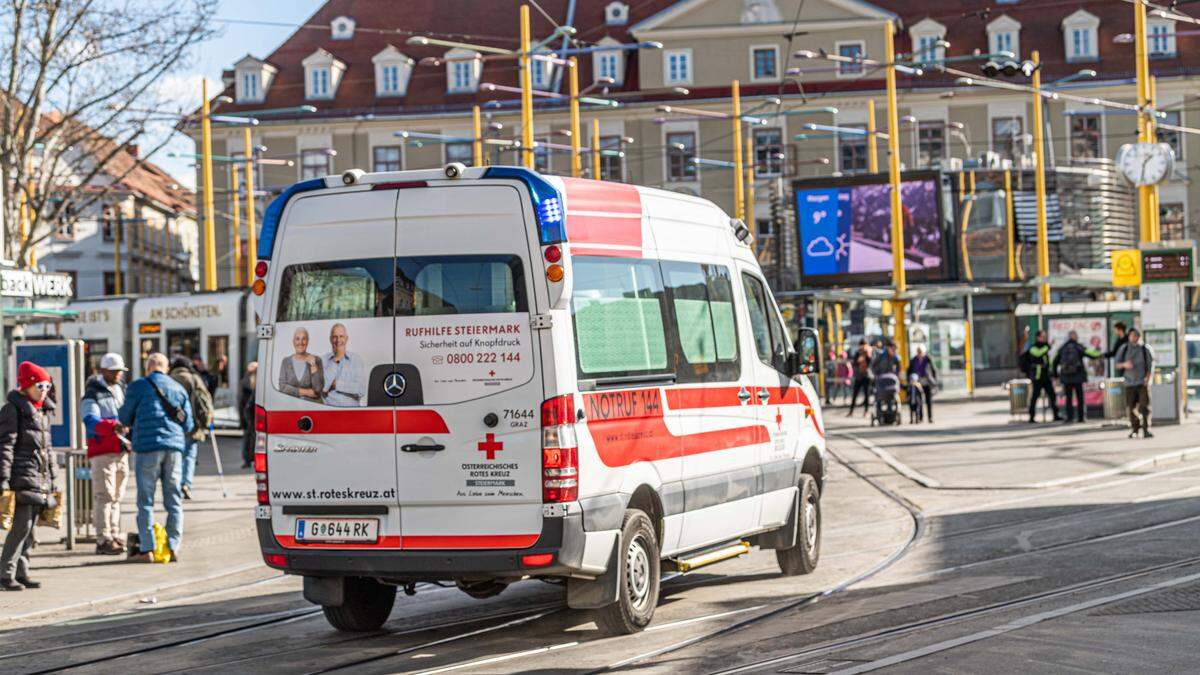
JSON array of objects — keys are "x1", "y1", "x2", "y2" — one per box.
[{"x1": 295, "y1": 518, "x2": 379, "y2": 543}]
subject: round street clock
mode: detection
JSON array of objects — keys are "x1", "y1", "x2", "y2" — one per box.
[{"x1": 1115, "y1": 142, "x2": 1175, "y2": 186}]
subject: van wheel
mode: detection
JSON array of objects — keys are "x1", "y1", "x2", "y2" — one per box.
[
  {"x1": 322, "y1": 577, "x2": 396, "y2": 632},
  {"x1": 776, "y1": 475, "x2": 821, "y2": 576},
  {"x1": 594, "y1": 509, "x2": 660, "y2": 635}
]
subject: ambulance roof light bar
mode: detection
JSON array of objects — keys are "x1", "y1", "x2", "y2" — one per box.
[{"x1": 482, "y1": 166, "x2": 566, "y2": 245}]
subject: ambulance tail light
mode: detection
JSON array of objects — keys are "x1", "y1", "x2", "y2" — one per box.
[
  {"x1": 254, "y1": 405, "x2": 269, "y2": 505},
  {"x1": 541, "y1": 395, "x2": 578, "y2": 503}
]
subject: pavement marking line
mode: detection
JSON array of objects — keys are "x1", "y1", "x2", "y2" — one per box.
[
  {"x1": 407, "y1": 641, "x2": 579, "y2": 675},
  {"x1": 838, "y1": 433, "x2": 943, "y2": 488},
  {"x1": 829, "y1": 569, "x2": 1200, "y2": 674},
  {"x1": 645, "y1": 604, "x2": 767, "y2": 631}
]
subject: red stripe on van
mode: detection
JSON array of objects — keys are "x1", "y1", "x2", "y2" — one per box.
[
  {"x1": 402, "y1": 534, "x2": 539, "y2": 549},
  {"x1": 275, "y1": 535, "x2": 402, "y2": 549},
  {"x1": 561, "y1": 179, "x2": 643, "y2": 250},
  {"x1": 665, "y1": 385, "x2": 823, "y2": 437},
  {"x1": 264, "y1": 410, "x2": 449, "y2": 435}
]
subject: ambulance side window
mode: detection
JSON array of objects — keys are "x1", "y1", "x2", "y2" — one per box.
[
  {"x1": 662, "y1": 261, "x2": 740, "y2": 383},
  {"x1": 277, "y1": 258, "x2": 393, "y2": 321},
  {"x1": 742, "y1": 273, "x2": 786, "y2": 371},
  {"x1": 571, "y1": 257, "x2": 672, "y2": 379}
]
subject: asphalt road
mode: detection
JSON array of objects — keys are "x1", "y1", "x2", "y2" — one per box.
[{"x1": 2, "y1": 395, "x2": 1199, "y2": 674}]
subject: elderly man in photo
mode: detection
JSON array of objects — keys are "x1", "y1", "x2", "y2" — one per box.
[{"x1": 321, "y1": 323, "x2": 366, "y2": 407}]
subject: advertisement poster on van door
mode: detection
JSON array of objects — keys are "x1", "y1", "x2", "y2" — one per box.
[{"x1": 400, "y1": 313, "x2": 533, "y2": 403}]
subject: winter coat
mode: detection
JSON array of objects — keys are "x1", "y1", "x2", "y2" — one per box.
[
  {"x1": 117, "y1": 372, "x2": 194, "y2": 453},
  {"x1": 0, "y1": 390, "x2": 57, "y2": 503},
  {"x1": 238, "y1": 371, "x2": 256, "y2": 430},
  {"x1": 1021, "y1": 343, "x2": 1053, "y2": 382},
  {"x1": 82, "y1": 376, "x2": 126, "y2": 458},
  {"x1": 170, "y1": 365, "x2": 213, "y2": 442},
  {"x1": 869, "y1": 352, "x2": 900, "y2": 378},
  {"x1": 1053, "y1": 339, "x2": 1101, "y2": 385}
]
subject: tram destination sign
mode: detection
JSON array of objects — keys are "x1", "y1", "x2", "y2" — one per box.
[{"x1": 1140, "y1": 248, "x2": 1194, "y2": 284}]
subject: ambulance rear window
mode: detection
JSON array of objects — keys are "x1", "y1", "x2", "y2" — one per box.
[
  {"x1": 278, "y1": 258, "x2": 393, "y2": 322},
  {"x1": 396, "y1": 255, "x2": 527, "y2": 316}
]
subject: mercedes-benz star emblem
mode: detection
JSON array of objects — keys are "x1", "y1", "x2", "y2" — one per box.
[{"x1": 383, "y1": 372, "x2": 407, "y2": 398}]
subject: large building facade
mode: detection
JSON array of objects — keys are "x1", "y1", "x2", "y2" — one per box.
[{"x1": 194, "y1": 0, "x2": 1198, "y2": 291}]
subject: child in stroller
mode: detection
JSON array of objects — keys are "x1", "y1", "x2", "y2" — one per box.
[
  {"x1": 907, "y1": 374, "x2": 926, "y2": 423},
  {"x1": 872, "y1": 372, "x2": 901, "y2": 426}
]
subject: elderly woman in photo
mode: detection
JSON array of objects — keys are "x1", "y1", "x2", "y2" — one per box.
[{"x1": 279, "y1": 328, "x2": 324, "y2": 403}]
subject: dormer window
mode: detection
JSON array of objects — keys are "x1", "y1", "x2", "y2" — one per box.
[
  {"x1": 1148, "y1": 17, "x2": 1177, "y2": 58},
  {"x1": 909, "y1": 18, "x2": 947, "y2": 64},
  {"x1": 445, "y1": 48, "x2": 481, "y2": 93},
  {"x1": 530, "y1": 54, "x2": 557, "y2": 90},
  {"x1": 987, "y1": 15, "x2": 1021, "y2": 58},
  {"x1": 233, "y1": 55, "x2": 276, "y2": 104},
  {"x1": 592, "y1": 37, "x2": 625, "y2": 86},
  {"x1": 331, "y1": 16, "x2": 355, "y2": 40},
  {"x1": 605, "y1": 1, "x2": 629, "y2": 25},
  {"x1": 1062, "y1": 9, "x2": 1100, "y2": 62},
  {"x1": 302, "y1": 49, "x2": 346, "y2": 100},
  {"x1": 373, "y1": 46, "x2": 414, "y2": 97},
  {"x1": 664, "y1": 48, "x2": 692, "y2": 86}
]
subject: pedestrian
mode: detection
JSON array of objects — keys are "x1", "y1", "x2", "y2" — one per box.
[
  {"x1": 1053, "y1": 330, "x2": 1102, "y2": 423},
  {"x1": 1115, "y1": 328, "x2": 1154, "y2": 439},
  {"x1": 191, "y1": 355, "x2": 217, "y2": 394},
  {"x1": 169, "y1": 356, "x2": 214, "y2": 500},
  {"x1": 1105, "y1": 321, "x2": 1130, "y2": 376},
  {"x1": 238, "y1": 362, "x2": 258, "y2": 469},
  {"x1": 1021, "y1": 330, "x2": 1062, "y2": 423},
  {"x1": 0, "y1": 362, "x2": 57, "y2": 590},
  {"x1": 834, "y1": 350, "x2": 853, "y2": 405},
  {"x1": 906, "y1": 346, "x2": 937, "y2": 423},
  {"x1": 847, "y1": 339, "x2": 874, "y2": 417},
  {"x1": 870, "y1": 340, "x2": 900, "y2": 378},
  {"x1": 118, "y1": 352, "x2": 193, "y2": 563},
  {"x1": 81, "y1": 353, "x2": 129, "y2": 555}
]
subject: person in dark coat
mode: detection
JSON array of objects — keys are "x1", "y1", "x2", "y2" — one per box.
[
  {"x1": 1021, "y1": 330, "x2": 1062, "y2": 423},
  {"x1": 906, "y1": 346, "x2": 938, "y2": 423},
  {"x1": 0, "y1": 362, "x2": 57, "y2": 590},
  {"x1": 238, "y1": 362, "x2": 258, "y2": 469},
  {"x1": 1053, "y1": 330, "x2": 1102, "y2": 423}
]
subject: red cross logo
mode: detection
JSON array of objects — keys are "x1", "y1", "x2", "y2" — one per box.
[
  {"x1": 478, "y1": 433, "x2": 504, "y2": 460},
  {"x1": 488, "y1": 370, "x2": 496, "y2": 377},
  {"x1": 775, "y1": 408, "x2": 783, "y2": 430}
]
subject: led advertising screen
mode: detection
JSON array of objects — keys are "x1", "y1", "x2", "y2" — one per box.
[{"x1": 794, "y1": 172, "x2": 949, "y2": 286}]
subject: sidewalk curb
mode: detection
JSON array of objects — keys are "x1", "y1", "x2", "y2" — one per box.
[
  {"x1": 836, "y1": 432, "x2": 1200, "y2": 491},
  {"x1": 3, "y1": 561, "x2": 263, "y2": 623}
]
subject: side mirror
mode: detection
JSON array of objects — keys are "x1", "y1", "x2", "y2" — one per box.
[{"x1": 794, "y1": 327, "x2": 821, "y2": 376}]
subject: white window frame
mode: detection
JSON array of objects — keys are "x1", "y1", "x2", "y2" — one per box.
[
  {"x1": 1148, "y1": 18, "x2": 1177, "y2": 58},
  {"x1": 233, "y1": 57, "x2": 275, "y2": 104},
  {"x1": 909, "y1": 18, "x2": 946, "y2": 64},
  {"x1": 834, "y1": 40, "x2": 866, "y2": 78},
  {"x1": 302, "y1": 49, "x2": 345, "y2": 101},
  {"x1": 1062, "y1": 9, "x2": 1100, "y2": 62},
  {"x1": 530, "y1": 55, "x2": 557, "y2": 90},
  {"x1": 987, "y1": 15, "x2": 1021, "y2": 58},
  {"x1": 749, "y1": 44, "x2": 780, "y2": 83},
  {"x1": 373, "y1": 47, "x2": 414, "y2": 98},
  {"x1": 663, "y1": 48, "x2": 693, "y2": 86},
  {"x1": 591, "y1": 37, "x2": 625, "y2": 87},
  {"x1": 445, "y1": 48, "x2": 482, "y2": 94}
]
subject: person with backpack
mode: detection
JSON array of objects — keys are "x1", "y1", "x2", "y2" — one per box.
[
  {"x1": 118, "y1": 353, "x2": 193, "y2": 563},
  {"x1": 0, "y1": 362, "x2": 57, "y2": 590},
  {"x1": 81, "y1": 353, "x2": 129, "y2": 555},
  {"x1": 1021, "y1": 330, "x2": 1062, "y2": 423},
  {"x1": 1115, "y1": 328, "x2": 1155, "y2": 439},
  {"x1": 847, "y1": 339, "x2": 874, "y2": 417},
  {"x1": 169, "y1": 356, "x2": 214, "y2": 500},
  {"x1": 1053, "y1": 330, "x2": 1102, "y2": 424}
]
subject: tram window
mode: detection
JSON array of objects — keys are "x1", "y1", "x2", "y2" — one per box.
[
  {"x1": 167, "y1": 329, "x2": 201, "y2": 361},
  {"x1": 208, "y1": 335, "x2": 230, "y2": 388},
  {"x1": 83, "y1": 339, "x2": 108, "y2": 374},
  {"x1": 139, "y1": 337, "x2": 161, "y2": 370}
]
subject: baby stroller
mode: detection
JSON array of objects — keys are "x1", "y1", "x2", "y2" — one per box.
[
  {"x1": 907, "y1": 374, "x2": 926, "y2": 423},
  {"x1": 872, "y1": 372, "x2": 901, "y2": 426}
]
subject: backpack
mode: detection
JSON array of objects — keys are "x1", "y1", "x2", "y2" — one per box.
[
  {"x1": 172, "y1": 369, "x2": 214, "y2": 441},
  {"x1": 1058, "y1": 343, "x2": 1085, "y2": 379}
]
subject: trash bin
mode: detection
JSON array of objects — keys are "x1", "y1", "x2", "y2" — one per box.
[
  {"x1": 1006, "y1": 378, "x2": 1031, "y2": 416},
  {"x1": 1101, "y1": 378, "x2": 1126, "y2": 421}
]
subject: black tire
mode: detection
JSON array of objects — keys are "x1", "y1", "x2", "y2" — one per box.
[
  {"x1": 594, "y1": 509, "x2": 660, "y2": 634},
  {"x1": 322, "y1": 577, "x2": 396, "y2": 632},
  {"x1": 776, "y1": 474, "x2": 821, "y2": 576}
]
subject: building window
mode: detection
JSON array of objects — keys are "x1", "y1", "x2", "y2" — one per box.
[
  {"x1": 242, "y1": 72, "x2": 259, "y2": 100},
  {"x1": 1149, "y1": 20, "x2": 1176, "y2": 57},
  {"x1": 446, "y1": 49, "x2": 482, "y2": 93},
  {"x1": 664, "y1": 49, "x2": 692, "y2": 85},
  {"x1": 1069, "y1": 114, "x2": 1102, "y2": 159},
  {"x1": 910, "y1": 19, "x2": 947, "y2": 65},
  {"x1": 383, "y1": 65, "x2": 401, "y2": 93},
  {"x1": 534, "y1": 137, "x2": 552, "y2": 174},
  {"x1": 1161, "y1": 202, "x2": 1186, "y2": 240},
  {"x1": 836, "y1": 42, "x2": 864, "y2": 76},
  {"x1": 1157, "y1": 111, "x2": 1183, "y2": 165},
  {"x1": 987, "y1": 15, "x2": 1022, "y2": 58},
  {"x1": 991, "y1": 116, "x2": 1023, "y2": 161},
  {"x1": 599, "y1": 136, "x2": 624, "y2": 181},
  {"x1": 531, "y1": 56, "x2": 556, "y2": 90},
  {"x1": 751, "y1": 46, "x2": 778, "y2": 81},
  {"x1": 310, "y1": 67, "x2": 330, "y2": 98},
  {"x1": 838, "y1": 125, "x2": 868, "y2": 173},
  {"x1": 445, "y1": 142, "x2": 473, "y2": 165},
  {"x1": 1062, "y1": 10, "x2": 1099, "y2": 62},
  {"x1": 666, "y1": 131, "x2": 696, "y2": 181},
  {"x1": 597, "y1": 52, "x2": 620, "y2": 83},
  {"x1": 754, "y1": 127, "x2": 783, "y2": 177},
  {"x1": 373, "y1": 146, "x2": 403, "y2": 172},
  {"x1": 917, "y1": 122, "x2": 945, "y2": 168},
  {"x1": 104, "y1": 271, "x2": 118, "y2": 296},
  {"x1": 994, "y1": 32, "x2": 1014, "y2": 55},
  {"x1": 1071, "y1": 29, "x2": 1091, "y2": 59},
  {"x1": 300, "y1": 149, "x2": 331, "y2": 180}
]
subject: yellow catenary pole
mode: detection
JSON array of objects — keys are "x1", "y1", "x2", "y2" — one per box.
[
  {"x1": 1134, "y1": 0, "x2": 1153, "y2": 243},
  {"x1": 884, "y1": 20, "x2": 909, "y2": 369},
  {"x1": 1148, "y1": 75, "x2": 1160, "y2": 242},
  {"x1": 732, "y1": 80, "x2": 745, "y2": 223},
  {"x1": 569, "y1": 57, "x2": 582, "y2": 178},
  {"x1": 1005, "y1": 168, "x2": 1016, "y2": 280},
  {"x1": 867, "y1": 98, "x2": 879, "y2": 173},
  {"x1": 244, "y1": 127, "x2": 257, "y2": 285},
  {"x1": 471, "y1": 105, "x2": 483, "y2": 168},
  {"x1": 1031, "y1": 50, "x2": 1050, "y2": 305},
  {"x1": 231, "y1": 164, "x2": 241, "y2": 287},
  {"x1": 519, "y1": 5, "x2": 535, "y2": 170},
  {"x1": 744, "y1": 122, "x2": 755, "y2": 237},
  {"x1": 591, "y1": 119, "x2": 602, "y2": 180},
  {"x1": 200, "y1": 79, "x2": 217, "y2": 291}
]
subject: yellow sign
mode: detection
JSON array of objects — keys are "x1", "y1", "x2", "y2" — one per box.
[{"x1": 1111, "y1": 249, "x2": 1142, "y2": 287}]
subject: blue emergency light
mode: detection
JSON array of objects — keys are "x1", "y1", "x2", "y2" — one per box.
[{"x1": 483, "y1": 166, "x2": 567, "y2": 244}]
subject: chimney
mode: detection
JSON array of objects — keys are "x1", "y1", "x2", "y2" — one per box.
[{"x1": 125, "y1": 143, "x2": 139, "y2": 158}]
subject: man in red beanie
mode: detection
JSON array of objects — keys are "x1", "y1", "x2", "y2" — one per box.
[{"x1": 0, "y1": 361, "x2": 57, "y2": 590}]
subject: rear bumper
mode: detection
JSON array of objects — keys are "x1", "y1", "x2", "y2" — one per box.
[{"x1": 257, "y1": 513, "x2": 618, "y2": 581}]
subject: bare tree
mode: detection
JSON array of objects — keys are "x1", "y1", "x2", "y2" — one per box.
[{"x1": 0, "y1": 0, "x2": 217, "y2": 266}]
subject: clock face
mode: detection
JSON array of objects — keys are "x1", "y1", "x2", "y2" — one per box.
[{"x1": 1117, "y1": 142, "x2": 1175, "y2": 186}]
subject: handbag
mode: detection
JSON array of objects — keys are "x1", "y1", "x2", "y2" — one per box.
[
  {"x1": 0, "y1": 491, "x2": 14, "y2": 530},
  {"x1": 37, "y1": 490, "x2": 63, "y2": 528}
]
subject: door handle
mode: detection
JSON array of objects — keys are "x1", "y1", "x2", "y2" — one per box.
[
  {"x1": 401, "y1": 443, "x2": 445, "y2": 453},
  {"x1": 757, "y1": 388, "x2": 771, "y2": 403},
  {"x1": 737, "y1": 388, "x2": 752, "y2": 403}
]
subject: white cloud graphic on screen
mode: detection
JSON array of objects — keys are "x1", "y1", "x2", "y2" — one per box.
[{"x1": 807, "y1": 236, "x2": 835, "y2": 257}]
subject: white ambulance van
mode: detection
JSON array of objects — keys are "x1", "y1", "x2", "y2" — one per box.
[{"x1": 253, "y1": 164, "x2": 826, "y2": 634}]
